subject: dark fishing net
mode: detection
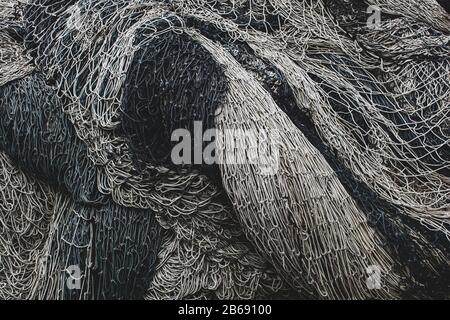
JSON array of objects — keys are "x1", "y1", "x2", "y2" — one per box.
[
  {"x1": 0, "y1": 0, "x2": 448, "y2": 299},
  {"x1": 0, "y1": 73, "x2": 162, "y2": 299},
  {"x1": 121, "y1": 17, "x2": 228, "y2": 169},
  {"x1": 34, "y1": 195, "x2": 161, "y2": 300},
  {"x1": 0, "y1": 71, "x2": 286, "y2": 301},
  {"x1": 22, "y1": 0, "x2": 230, "y2": 212},
  {"x1": 0, "y1": 2, "x2": 54, "y2": 300},
  {"x1": 0, "y1": 75, "x2": 100, "y2": 203},
  {"x1": 0, "y1": 19, "x2": 33, "y2": 86},
  {"x1": 1, "y1": 0, "x2": 289, "y2": 300}
]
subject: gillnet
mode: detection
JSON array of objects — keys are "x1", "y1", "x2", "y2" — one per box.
[{"x1": 0, "y1": 0, "x2": 448, "y2": 299}]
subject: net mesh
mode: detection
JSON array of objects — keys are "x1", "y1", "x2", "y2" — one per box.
[
  {"x1": 0, "y1": 151, "x2": 55, "y2": 299},
  {"x1": 0, "y1": 0, "x2": 448, "y2": 299}
]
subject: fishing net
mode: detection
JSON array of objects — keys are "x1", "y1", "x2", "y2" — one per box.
[
  {"x1": 0, "y1": 72, "x2": 163, "y2": 299},
  {"x1": 237, "y1": 0, "x2": 450, "y2": 296},
  {"x1": 34, "y1": 195, "x2": 161, "y2": 300},
  {"x1": 0, "y1": 7, "x2": 33, "y2": 86},
  {"x1": 1, "y1": 0, "x2": 289, "y2": 300},
  {"x1": 0, "y1": 72, "x2": 284, "y2": 300},
  {"x1": 147, "y1": 196, "x2": 292, "y2": 300},
  {"x1": 259, "y1": 1, "x2": 450, "y2": 238},
  {"x1": 0, "y1": 151, "x2": 56, "y2": 299},
  {"x1": 367, "y1": 0, "x2": 450, "y2": 33},
  {"x1": 0, "y1": 0, "x2": 448, "y2": 299},
  {"x1": 0, "y1": 1, "x2": 53, "y2": 300}
]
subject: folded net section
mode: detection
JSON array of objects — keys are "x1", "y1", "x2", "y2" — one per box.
[
  {"x1": 0, "y1": 0, "x2": 446, "y2": 299},
  {"x1": 0, "y1": 151, "x2": 55, "y2": 300}
]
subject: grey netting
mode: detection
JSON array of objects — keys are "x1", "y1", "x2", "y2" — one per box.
[
  {"x1": 0, "y1": 0, "x2": 448, "y2": 299},
  {"x1": 0, "y1": 72, "x2": 162, "y2": 299},
  {"x1": 197, "y1": 32, "x2": 402, "y2": 299},
  {"x1": 0, "y1": 3, "x2": 33, "y2": 87},
  {"x1": 1, "y1": 0, "x2": 290, "y2": 300},
  {"x1": 33, "y1": 195, "x2": 161, "y2": 300},
  {"x1": 0, "y1": 151, "x2": 56, "y2": 299},
  {"x1": 367, "y1": 0, "x2": 450, "y2": 33},
  {"x1": 148, "y1": 199, "x2": 293, "y2": 300},
  {"x1": 0, "y1": 1, "x2": 53, "y2": 300}
]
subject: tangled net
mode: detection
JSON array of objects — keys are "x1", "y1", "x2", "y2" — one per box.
[
  {"x1": 0, "y1": 151, "x2": 56, "y2": 299},
  {"x1": 0, "y1": 0, "x2": 449, "y2": 299}
]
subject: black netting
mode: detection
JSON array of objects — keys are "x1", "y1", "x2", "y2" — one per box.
[
  {"x1": 0, "y1": 0, "x2": 448, "y2": 299},
  {"x1": 0, "y1": 73, "x2": 161, "y2": 299}
]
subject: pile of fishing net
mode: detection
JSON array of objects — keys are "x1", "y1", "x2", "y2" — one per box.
[{"x1": 0, "y1": 0, "x2": 448, "y2": 299}]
